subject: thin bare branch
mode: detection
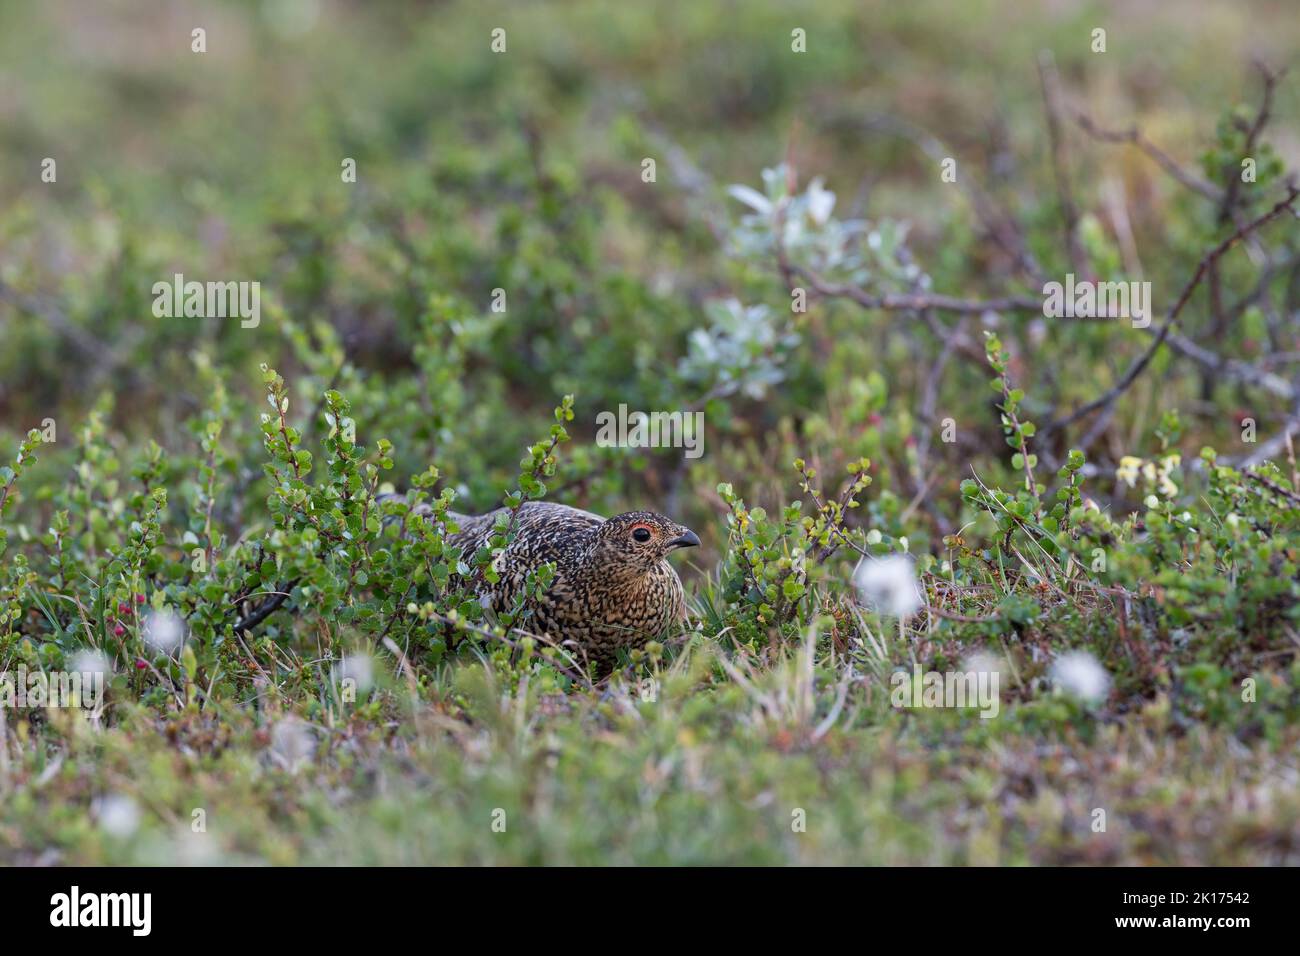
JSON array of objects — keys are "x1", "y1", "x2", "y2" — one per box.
[
  {"x1": 1038, "y1": 50, "x2": 1089, "y2": 273},
  {"x1": 1218, "y1": 61, "x2": 1287, "y2": 223},
  {"x1": 1044, "y1": 184, "x2": 1299, "y2": 435},
  {"x1": 1072, "y1": 111, "x2": 1223, "y2": 201}
]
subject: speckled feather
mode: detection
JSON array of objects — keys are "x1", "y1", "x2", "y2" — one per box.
[{"x1": 406, "y1": 500, "x2": 698, "y2": 671}]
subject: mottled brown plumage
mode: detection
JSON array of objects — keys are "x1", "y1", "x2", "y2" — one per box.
[{"x1": 442, "y1": 502, "x2": 698, "y2": 671}]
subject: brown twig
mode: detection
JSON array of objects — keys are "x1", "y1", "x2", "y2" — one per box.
[
  {"x1": 234, "y1": 579, "x2": 300, "y2": 635},
  {"x1": 1218, "y1": 62, "x2": 1287, "y2": 223},
  {"x1": 859, "y1": 113, "x2": 1046, "y2": 284},
  {"x1": 782, "y1": 260, "x2": 1042, "y2": 315},
  {"x1": 1245, "y1": 469, "x2": 1300, "y2": 506},
  {"x1": 1072, "y1": 111, "x2": 1222, "y2": 201},
  {"x1": 1038, "y1": 51, "x2": 1089, "y2": 274},
  {"x1": 1044, "y1": 184, "x2": 1299, "y2": 436}
]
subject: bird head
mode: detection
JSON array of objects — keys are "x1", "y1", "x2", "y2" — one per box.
[{"x1": 591, "y1": 511, "x2": 700, "y2": 573}]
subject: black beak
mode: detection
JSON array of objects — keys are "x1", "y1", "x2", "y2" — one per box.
[{"x1": 667, "y1": 528, "x2": 700, "y2": 550}]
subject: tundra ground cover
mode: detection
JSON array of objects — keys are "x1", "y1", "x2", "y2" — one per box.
[{"x1": 1, "y1": 0, "x2": 1298, "y2": 864}]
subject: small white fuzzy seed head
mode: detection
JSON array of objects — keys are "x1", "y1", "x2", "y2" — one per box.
[
  {"x1": 961, "y1": 650, "x2": 1005, "y2": 678},
  {"x1": 142, "y1": 608, "x2": 185, "y2": 653},
  {"x1": 70, "y1": 649, "x2": 114, "y2": 677},
  {"x1": 334, "y1": 653, "x2": 374, "y2": 693},
  {"x1": 1050, "y1": 650, "x2": 1111, "y2": 703},
  {"x1": 853, "y1": 555, "x2": 923, "y2": 618},
  {"x1": 270, "y1": 717, "x2": 316, "y2": 772},
  {"x1": 94, "y1": 793, "x2": 141, "y2": 837}
]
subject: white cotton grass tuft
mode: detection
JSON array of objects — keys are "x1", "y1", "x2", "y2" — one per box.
[
  {"x1": 1050, "y1": 650, "x2": 1111, "y2": 703},
  {"x1": 333, "y1": 653, "x2": 374, "y2": 694},
  {"x1": 270, "y1": 716, "x2": 316, "y2": 772},
  {"x1": 93, "y1": 793, "x2": 141, "y2": 838},
  {"x1": 141, "y1": 608, "x2": 185, "y2": 653},
  {"x1": 70, "y1": 649, "x2": 114, "y2": 678},
  {"x1": 853, "y1": 555, "x2": 923, "y2": 618},
  {"x1": 961, "y1": 650, "x2": 1006, "y2": 680}
]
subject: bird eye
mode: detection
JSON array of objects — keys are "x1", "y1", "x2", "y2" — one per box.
[{"x1": 632, "y1": 526, "x2": 652, "y2": 543}]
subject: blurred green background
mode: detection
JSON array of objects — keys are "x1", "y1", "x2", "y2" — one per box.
[{"x1": 3, "y1": 1, "x2": 1296, "y2": 532}]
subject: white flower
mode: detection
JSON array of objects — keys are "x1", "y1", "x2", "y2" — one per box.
[
  {"x1": 1116, "y1": 456, "x2": 1142, "y2": 487},
  {"x1": 853, "y1": 555, "x2": 923, "y2": 618},
  {"x1": 142, "y1": 609, "x2": 185, "y2": 653},
  {"x1": 1050, "y1": 651, "x2": 1110, "y2": 703},
  {"x1": 805, "y1": 177, "x2": 836, "y2": 225},
  {"x1": 94, "y1": 793, "x2": 141, "y2": 837}
]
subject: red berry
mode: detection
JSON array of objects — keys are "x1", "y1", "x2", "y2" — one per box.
[
  {"x1": 117, "y1": 601, "x2": 131, "y2": 615},
  {"x1": 113, "y1": 624, "x2": 126, "y2": 637},
  {"x1": 135, "y1": 593, "x2": 146, "y2": 604},
  {"x1": 135, "y1": 659, "x2": 147, "y2": 670}
]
